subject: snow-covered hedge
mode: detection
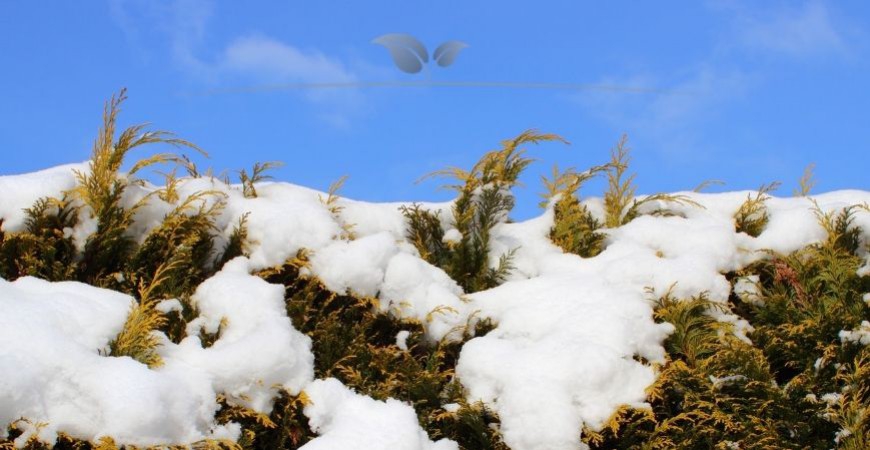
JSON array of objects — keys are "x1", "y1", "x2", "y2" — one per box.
[{"x1": 1, "y1": 91, "x2": 869, "y2": 449}]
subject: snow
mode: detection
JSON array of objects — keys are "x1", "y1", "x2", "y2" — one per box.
[
  {"x1": 0, "y1": 163, "x2": 85, "y2": 232},
  {"x1": 0, "y1": 259, "x2": 313, "y2": 446},
  {"x1": 734, "y1": 275, "x2": 762, "y2": 305},
  {"x1": 0, "y1": 276, "x2": 233, "y2": 445},
  {"x1": 839, "y1": 321, "x2": 870, "y2": 346},
  {"x1": 163, "y1": 257, "x2": 314, "y2": 413},
  {"x1": 442, "y1": 228, "x2": 463, "y2": 244},
  {"x1": 380, "y1": 252, "x2": 469, "y2": 341},
  {"x1": 306, "y1": 232, "x2": 399, "y2": 298},
  {"x1": 1, "y1": 164, "x2": 869, "y2": 449},
  {"x1": 395, "y1": 330, "x2": 411, "y2": 351},
  {"x1": 156, "y1": 298, "x2": 183, "y2": 314},
  {"x1": 300, "y1": 379, "x2": 457, "y2": 450}
]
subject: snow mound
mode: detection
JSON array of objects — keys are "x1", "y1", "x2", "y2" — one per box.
[
  {"x1": 300, "y1": 378, "x2": 457, "y2": 450},
  {"x1": 0, "y1": 163, "x2": 86, "y2": 232},
  {"x1": 162, "y1": 257, "x2": 314, "y2": 413},
  {"x1": 0, "y1": 259, "x2": 314, "y2": 446},
  {"x1": 0, "y1": 276, "x2": 230, "y2": 445}
]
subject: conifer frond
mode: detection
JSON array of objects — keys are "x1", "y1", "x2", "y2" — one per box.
[
  {"x1": 400, "y1": 204, "x2": 445, "y2": 263},
  {"x1": 71, "y1": 89, "x2": 205, "y2": 286},
  {"x1": 424, "y1": 129, "x2": 566, "y2": 193},
  {"x1": 539, "y1": 163, "x2": 609, "y2": 207},
  {"x1": 627, "y1": 193, "x2": 704, "y2": 222},
  {"x1": 179, "y1": 154, "x2": 201, "y2": 178},
  {"x1": 321, "y1": 175, "x2": 349, "y2": 214},
  {"x1": 320, "y1": 175, "x2": 356, "y2": 240},
  {"x1": 602, "y1": 135, "x2": 703, "y2": 228},
  {"x1": 191, "y1": 439, "x2": 243, "y2": 450},
  {"x1": 217, "y1": 212, "x2": 251, "y2": 268},
  {"x1": 0, "y1": 195, "x2": 78, "y2": 280},
  {"x1": 734, "y1": 182, "x2": 780, "y2": 237},
  {"x1": 128, "y1": 190, "x2": 226, "y2": 298},
  {"x1": 254, "y1": 258, "x2": 503, "y2": 448},
  {"x1": 108, "y1": 260, "x2": 179, "y2": 368},
  {"x1": 406, "y1": 131, "x2": 565, "y2": 292},
  {"x1": 693, "y1": 179, "x2": 725, "y2": 193},
  {"x1": 238, "y1": 161, "x2": 283, "y2": 198},
  {"x1": 794, "y1": 163, "x2": 816, "y2": 197},
  {"x1": 810, "y1": 200, "x2": 862, "y2": 254},
  {"x1": 71, "y1": 88, "x2": 203, "y2": 215},
  {"x1": 91, "y1": 436, "x2": 120, "y2": 450},
  {"x1": 603, "y1": 134, "x2": 636, "y2": 228},
  {"x1": 155, "y1": 168, "x2": 182, "y2": 204}
]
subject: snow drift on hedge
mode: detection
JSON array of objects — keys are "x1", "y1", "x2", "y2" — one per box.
[
  {"x1": 300, "y1": 379, "x2": 458, "y2": 450},
  {"x1": 1, "y1": 164, "x2": 869, "y2": 449},
  {"x1": 0, "y1": 258, "x2": 314, "y2": 446}
]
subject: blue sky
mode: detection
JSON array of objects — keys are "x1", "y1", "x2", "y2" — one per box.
[{"x1": 1, "y1": 1, "x2": 868, "y2": 218}]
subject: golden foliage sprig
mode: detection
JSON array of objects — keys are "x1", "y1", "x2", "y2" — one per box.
[
  {"x1": 734, "y1": 182, "x2": 780, "y2": 237},
  {"x1": 603, "y1": 135, "x2": 702, "y2": 228}
]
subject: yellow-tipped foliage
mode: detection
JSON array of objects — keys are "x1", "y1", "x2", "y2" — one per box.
[
  {"x1": 795, "y1": 163, "x2": 816, "y2": 197},
  {"x1": 108, "y1": 261, "x2": 178, "y2": 368},
  {"x1": 256, "y1": 254, "x2": 503, "y2": 449},
  {"x1": 0, "y1": 196, "x2": 78, "y2": 280},
  {"x1": 734, "y1": 182, "x2": 780, "y2": 237},
  {"x1": 542, "y1": 164, "x2": 609, "y2": 257},
  {"x1": 406, "y1": 130, "x2": 566, "y2": 292},
  {"x1": 603, "y1": 135, "x2": 702, "y2": 228},
  {"x1": 71, "y1": 88, "x2": 203, "y2": 216},
  {"x1": 319, "y1": 175, "x2": 356, "y2": 240},
  {"x1": 238, "y1": 161, "x2": 282, "y2": 198}
]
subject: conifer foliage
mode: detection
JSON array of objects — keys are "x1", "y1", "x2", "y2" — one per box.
[
  {"x1": 541, "y1": 164, "x2": 608, "y2": 257},
  {"x1": 584, "y1": 205, "x2": 870, "y2": 449},
  {"x1": 402, "y1": 130, "x2": 566, "y2": 292}
]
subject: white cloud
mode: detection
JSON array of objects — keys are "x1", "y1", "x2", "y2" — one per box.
[
  {"x1": 109, "y1": 0, "x2": 213, "y2": 71},
  {"x1": 109, "y1": 0, "x2": 366, "y2": 126},
  {"x1": 216, "y1": 35, "x2": 364, "y2": 123},
  {"x1": 221, "y1": 35, "x2": 356, "y2": 83},
  {"x1": 576, "y1": 1, "x2": 862, "y2": 160},
  {"x1": 578, "y1": 67, "x2": 751, "y2": 160},
  {"x1": 727, "y1": 1, "x2": 852, "y2": 59}
]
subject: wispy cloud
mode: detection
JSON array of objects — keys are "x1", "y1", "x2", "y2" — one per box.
[
  {"x1": 722, "y1": 1, "x2": 855, "y2": 59},
  {"x1": 109, "y1": 0, "x2": 213, "y2": 70},
  {"x1": 578, "y1": 67, "x2": 751, "y2": 160},
  {"x1": 109, "y1": 0, "x2": 367, "y2": 127},
  {"x1": 221, "y1": 36, "x2": 356, "y2": 84},
  {"x1": 576, "y1": 1, "x2": 863, "y2": 161},
  {"x1": 217, "y1": 35, "x2": 365, "y2": 127}
]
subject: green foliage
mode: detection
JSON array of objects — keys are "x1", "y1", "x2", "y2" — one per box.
[
  {"x1": 0, "y1": 196, "x2": 78, "y2": 280},
  {"x1": 238, "y1": 162, "x2": 282, "y2": 199},
  {"x1": 587, "y1": 292, "x2": 826, "y2": 449},
  {"x1": 257, "y1": 253, "x2": 507, "y2": 448},
  {"x1": 127, "y1": 191, "x2": 226, "y2": 298},
  {"x1": 217, "y1": 212, "x2": 251, "y2": 268},
  {"x1": 3, "y1": 93, "x2": 868, "y2": 449},
  {"x1": 404, "y1": 130, "x2": 565, "y2": 292},
  {"x1": 72, "y1": 89, "x2": 204, "y2": 285},
  {"x1": 585, "y1": 204, "x2": 870, "y2": 449},
  {"x1": 108, "y1": 261, "x2": 176, "y2": 368},
  {"x1": 319, "y1": 175, "x2": 356, "y2": 240},
  {"x1": 0, "y1": 91, "x2": 268, "y2": 449},
  {"x1": 215, "y1": 391, "x2": 312, "y2": 450},
  {"x1": 734, "y1": 182, "x2": 780, "y2": 237},
  {"x1": 795, "y1": 163, "x2": 816, "y2": 197},
  {"x1": 541, "y1": 164, "x2": 608, "y2": 257},
  {"x1": 603, "y1": 135, "x2": 701, "y2": 228}
]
